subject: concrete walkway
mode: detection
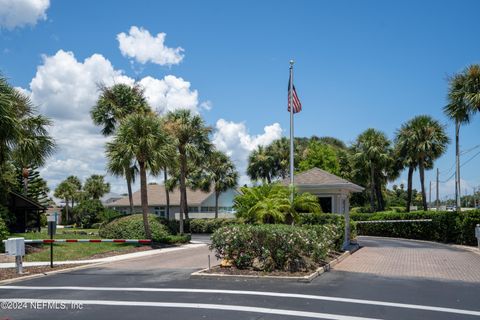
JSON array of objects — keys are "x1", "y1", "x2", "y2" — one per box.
[
  {"x1": 0, "y1": 243, "x2": 206, "y2": 268},
  {"x1": 335, "y1": 236, "x2": 480, "y2": 283}
]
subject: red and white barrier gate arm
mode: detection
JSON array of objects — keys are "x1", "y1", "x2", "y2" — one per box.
[{"x1": 15, "y1": 239, "x2": 152, "y2": 244}]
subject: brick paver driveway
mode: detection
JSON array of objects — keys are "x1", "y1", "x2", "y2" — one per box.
[{"x1": 335, "y1": 236, "x2": 480, "y2": 282}]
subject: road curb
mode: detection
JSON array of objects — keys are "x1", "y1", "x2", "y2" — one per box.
[{"x1": 190, "y1": 244, "x2": 360, "y2": 283}]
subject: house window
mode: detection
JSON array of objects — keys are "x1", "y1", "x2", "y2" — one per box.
[
  {"x1": 154, "y1": 207, "x2": 166, "y2": 218},
  {"x1": 188, "y1": 206, "x2": 199, "y2": 213}
]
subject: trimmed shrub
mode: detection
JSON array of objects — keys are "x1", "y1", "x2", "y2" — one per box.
[
  {"x1": 159, "y1": 218, "x2": 191, "y2": 235},
  {"x1": 190, "y1": 218, "x2": 238, "y2": 233},
  {"x1": 163, "y1": 234, "x2": 192, "y2": 244},
  {"x1": 355, "y1": 210, "x2": 480, "y2": 246},
  {"x1": 298, "y1": 213, "x2": 357, "y2": 247},
  {"x1": 99, "y1": 214, "x2": 171, "y2": 243},
  {"x1": 0, "y1": 217, "x2": 9, "y2": 242},
  {"x1": 210, "y1": 224, "x2": 342, "y2": 272}
]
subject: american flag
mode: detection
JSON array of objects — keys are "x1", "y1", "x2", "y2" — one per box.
[{"x1": 288, "y1": 76, "x2": 302, "y2": 113}]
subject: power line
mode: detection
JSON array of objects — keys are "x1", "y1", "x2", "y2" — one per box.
[{"x1": 460, "y1": 144, "x2": 480, "y2": 156}]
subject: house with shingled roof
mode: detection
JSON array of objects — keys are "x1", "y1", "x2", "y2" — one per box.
[{"x1": 105, "y1": 183, "x2": 238, "y2": 220}]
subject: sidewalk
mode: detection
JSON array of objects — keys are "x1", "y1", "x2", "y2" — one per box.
[{"x1": 0, "y1": 243, "x2": 205, "y2": 269}]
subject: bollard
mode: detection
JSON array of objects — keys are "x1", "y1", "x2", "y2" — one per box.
[
  {"x1": 15, "y1": 255, "x2": 23, "y2": 274},
  {"x1": 208, "y1": 255, "x2": 211, "y2": 271}
]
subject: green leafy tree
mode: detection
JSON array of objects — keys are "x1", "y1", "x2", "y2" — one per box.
[
  {"x1": 73, "y1": 199, "x2": 104, "y2": 228},
  {"x1": 164, "y1": 109, "x2": 212, "y2": 233},
  {"x1": 267, "y1": 137, "x2": 290, "y2": 179},
  {"x1": 107, "y1": 113, "x2": 171, "y2": 239},
  {"x1": 84, "y1": 174, "x2": 110, "y2": 200},
  {"x1": 14, "y1": 166, "x2": 50, "y2": 206},
  {"x1": 298, "y1": 140, "x2": 340, "y2": 175}
]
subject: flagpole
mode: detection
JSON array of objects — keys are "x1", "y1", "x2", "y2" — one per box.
[{"x1": 289, "y1": 60, "x2": 295, "y2": 203}]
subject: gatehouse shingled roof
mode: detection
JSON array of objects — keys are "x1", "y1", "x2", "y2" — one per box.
[{"x1": 281, "y1": 167, "x2": 364, "y2": 192}]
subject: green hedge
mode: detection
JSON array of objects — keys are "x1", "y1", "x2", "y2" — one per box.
[
  {"x1": 210, "y1": 224, "x2": 342, "y2": 272},
  {"x1": 0, "y1": 217, "x2": 8, "y2": 251},
  {"x1": 298, "y1": 213, "x2": 357, "y2": 245},
  {"x1": 99, "y1": 214, "x2": 171, "y2": 243},
  {"x1": 190, "y1": 218, "x2": 239, "y2": 233},
  {"x1": 355, "y1": 210, "x2": 480, "y2": 246}
]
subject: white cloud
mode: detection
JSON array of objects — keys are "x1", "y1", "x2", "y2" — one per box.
[
  {"x1": 117, "y1": 26, "x2": 184, "y2": 66},
  {"x1": 213, "y1": 119, "x2": 283, "y2": 185},
  {"x1": 23, "y1": 49, "x2": 204, "y2": 194},
  {"x1": 0, "y1": 0, "x2": 49, "y2": 29},
  {"x1": 139, "y1": 75, "x2": 198, "y2": 114}
]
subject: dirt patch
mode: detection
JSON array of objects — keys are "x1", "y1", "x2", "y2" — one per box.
[{"x1": 0, "y1": 264, "x2": 85, "y2": 281}]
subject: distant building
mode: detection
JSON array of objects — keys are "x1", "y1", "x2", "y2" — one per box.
[
  {"x1": 106, "y1": 184, "x2": 238, "y2": 219},
  {"x1": 101, "y1": 192, "x2": 123, "y2": 205}
]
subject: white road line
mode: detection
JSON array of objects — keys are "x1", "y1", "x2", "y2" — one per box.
[
  {"x1": 1, "y1": 286, "x2": 479, "y2": 317},
  {"x1": 0, "y1": 298, "x2": 380, "y2": 320}
]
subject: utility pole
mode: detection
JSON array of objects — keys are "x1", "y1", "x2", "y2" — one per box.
[
  {"x1": 429, "y1": 181, "x2": 432, "y2": 210},
  {"x1": 455, "y1": 120, "x2": 461, "y2": 212},
  {"x1": 436, "y1": 168, "x2": 439, "y2": 211}
]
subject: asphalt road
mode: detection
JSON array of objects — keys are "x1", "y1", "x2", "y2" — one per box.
[{"x1": 1, "y1": 237, "x2": 479, "y2": 320}]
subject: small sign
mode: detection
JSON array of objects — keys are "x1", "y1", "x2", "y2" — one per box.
[{"x1": 48, "y1": 214, "x2": 57, "y2": 237}]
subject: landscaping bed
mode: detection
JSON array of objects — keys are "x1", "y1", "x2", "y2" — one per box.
[{"x1": 202, "y1": 250, "x2": 343, "y2": 277}]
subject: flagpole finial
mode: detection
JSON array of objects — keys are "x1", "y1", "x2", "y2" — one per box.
[{"x1": 290, "y1": 59, "x2": 294, "y2": 66}]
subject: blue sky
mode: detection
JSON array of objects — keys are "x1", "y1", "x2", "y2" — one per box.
[{"x1": 1, "y1": 0, "x2": 479, "y2": 199}]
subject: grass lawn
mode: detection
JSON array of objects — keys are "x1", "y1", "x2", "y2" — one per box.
[{"x1": 11, "y1": 228, "x2": 144, "y2": 262}]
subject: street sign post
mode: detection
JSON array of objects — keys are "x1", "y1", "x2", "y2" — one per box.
[{"x1": 47, "y1": 214, "x2": 56, "y2": 268}]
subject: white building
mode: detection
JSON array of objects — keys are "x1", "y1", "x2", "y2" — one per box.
[{"x1": 106, "y1": 183, "x2": 238, "y2": 220}]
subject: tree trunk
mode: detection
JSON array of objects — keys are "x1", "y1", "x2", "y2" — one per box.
[
  {"x1": 374, "y1": 178, "x2": 385, "y2": 211},
  {"x1": 215, "y1": 191, "x2": 219, "y2": 219},
  {"x1": 419, "y1": 159, "x2": 428, "y2": 211},
  {"x1": 406, "y1": 166, "x2": 414, "y2": 212},
  {"x1": 65, "y1": 199, "x2": 69, "y2": 224},
  {"x1": 139, "y1": 161, "x2": 152, "y2": 239},
  {"x1": 370, "y1": 164, "x2": 376, "y2": 212},
  {"x1": 179, "y1": 148, "x2": 187, "y2": 234},
  {"x1": 164, "y1": 168, "x2": 170, "y2": 219},
  {"x1": 126, "y1": 173, "x2": 133, "y2": 214}
]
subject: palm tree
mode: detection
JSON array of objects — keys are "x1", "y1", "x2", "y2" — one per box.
[
  {"x1": 107, "y1": 113, "x2": 171, "y2": 239},
  {"x1": 407, "y1": 116, "x2": 449, "y2": 211},
  {"x1": 65, "y1": 175, "x2": 82, "y2": 208},
  {"x1": 247, "y1": 145, "x2": 274, "y2": 183},
  {"x1": 267, "y1": 138, "x2": 290, "y2": 179},
  {"x1": 203, "y1": 150, "x2": 239, "y2": 218},
  {"x1": 0, "y1": 76, "x2": 55, "y2": 195},
  {"x1": 352, "y1": 129, "x2": 393, "y2": 212},
  {"x1": 54, "y1": 179, "x2": 77, "y2": 224},
  {"x1": 84, "y1": 174, "x2": 111, "y2": 200},
  {"x1": 164, "y1": 109, "x2": 212, "y2": 234},
  {"x1": 106, "y1": 145, "x2": 137, "y2": 213},
  {"x1": 91, "y1": 83, "x2": 150, "y2": 213},
  {"x1": 444, "y1": 65, "x2": 480, "y2": 211}
]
